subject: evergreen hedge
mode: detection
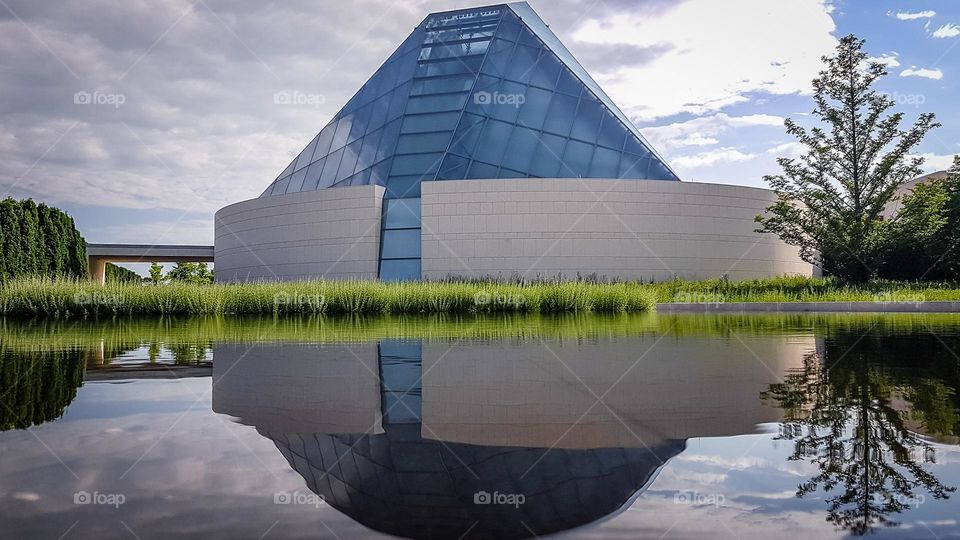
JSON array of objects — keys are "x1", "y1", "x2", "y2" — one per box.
[{"x1": 0, "y1": 198, "x2": 87, "y2": 282}]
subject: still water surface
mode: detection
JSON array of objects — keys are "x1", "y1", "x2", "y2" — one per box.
[{"x1": 1, "y1": 314, "x2": 958, "y2": 539}]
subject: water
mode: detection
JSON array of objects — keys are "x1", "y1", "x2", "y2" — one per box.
[{"x1": 1, "y1": 313, "x2": 958, "y2": 539}]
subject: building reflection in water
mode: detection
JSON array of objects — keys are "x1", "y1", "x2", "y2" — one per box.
[{"x1": 212, "y1": 333, "x2": 811, "y2": 539}]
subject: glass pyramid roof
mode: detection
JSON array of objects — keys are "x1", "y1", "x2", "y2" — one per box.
[{"x1": 261, "y1": 2, "x2": 679, "y2": 200}]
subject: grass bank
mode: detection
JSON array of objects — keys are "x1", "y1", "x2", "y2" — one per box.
[
  {"x1": 651, "y1": 275, "x2": 960, "y2": 303},
  {"x1": 0, "y1": 278, "x2": 657, "y2": 318}
]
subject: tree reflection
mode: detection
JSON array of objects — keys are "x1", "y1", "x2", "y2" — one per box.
[
  {"x1": 0, "y1": 348, "x2": 85, "y2": 431},
  {"x1": 764, "y1": 331, "x2": 959, "y2": 534}
]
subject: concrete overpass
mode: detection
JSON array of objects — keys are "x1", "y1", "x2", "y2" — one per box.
[{"x1": 87, "y1": 243, "x2": 215, "y2": 284}]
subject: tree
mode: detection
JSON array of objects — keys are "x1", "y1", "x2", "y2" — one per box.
[
  {"x1": 165, "y1": 262, "x2": 214, "y2": 284},
  {"x1": 147, "y1": 262, "x2": 165, "y2": 285},
  {"x1": 756, "y1": 35, "x2": 939, "y2": 282}
]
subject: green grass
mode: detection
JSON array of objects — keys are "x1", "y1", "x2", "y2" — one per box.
[
  {"x1": 651, "y1": 275, "x2": 960, "y2": 303},
  {"x1": 0, "y1": 278, "x2": 657, "y2": 318}
]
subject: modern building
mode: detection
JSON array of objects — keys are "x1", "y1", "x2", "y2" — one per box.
[{"x1": 215, "y1": 2, "x2": 812, "y2": 282}]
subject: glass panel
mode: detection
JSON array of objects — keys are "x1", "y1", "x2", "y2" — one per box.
[
  {"x1": 415, "y1": 56, "x2": 483, "y2": 77},
  {"x1": 390, "y1": 152, "x2": 443, "y2": 176},
  {"x1": 348, "y1": 104, "x2": 370, "y2": 143},
  {"x1": 571, "y1": 98, "x2": 603, "y2": 143},
  {"x1": 419, "y1": 38, "x2": 490, "y2": 60},
  {"x1": 472, "y1": 119, "x2": 512, "y2": 165},
  {"x1": 272, "y1": 177, "x2": 290, "y2": 195},
  {"x1": 396, "y1": 132, "x2": 451, "y2": 154},
  {"x1": 379, "y1": 259, "x2": 421, "y2": 281},
  {"x1": 450, "y1": 113, "x2": 486, "y2": 156},
  {"x1": 411, "y1": 74, "x2": 476, "y2": 95},
  {"x1": 481, "y1": 38, "x2": 514, "y2": 77},
  {"x1": 318, "y1": 147, "x2": 344, "y2": 189},
  {"x1": 294, "y1": 133, "x2": 320, "y2": 171},
  {"x1": 376, "y1": 119, "x2": 402, "y2": 163},
  {"x1": 401, "y1": 112, "x2": 461, "y2": 133},
  {"x1": 624, "y1": 135, "x2": 653, "y2": 157},
  {"x1": 405, "y1": 92, "x2": 469, "y2": 114},
  {"x1": 505, "y1": 44, "x2": 538, "y2": 84},
  {"x1": 529, "y1": 50, "x2": 561, "y2": 89},
  {"x1": 466, "y1": 160, "x2": 498, "y2": 179},
  {"x1": 543, "y1": 93, "x2": 577, "y2": 136},
  {"x1": 285, "y1": 168, "x2": 308, "y2": 193},
  {"x1": 464, "y1": 74, "x2": 501, "y2": 114},
  {"x1": 501, "y1": 126, "x2": 539, "y2": 171},
  {"x1": 381, "y1": 229, "x2": 422, "y2": 259},
  {"x1": 499, "y1": 167, "x2": 524, "y2": 178},
  {"x1": 619, "y1": 153, "x2": 650, "y2": 178},
  {"x1": 516, "y1": 86, "x2": 552, "y2": 130},
  {"x1": 331, "y1": 114, "x2": 353, "y2": 150},
  {"x1": 560, "y1": 139, "x2": 593, "y2": 177},
  {"x1": 517, "y1": 26, "x2": 540, "y2": 47},
  {"x1": 437, "y1": 154, "x2": 469, "y2": 180},
  {"x1": 648, "y1": 158, "x2": 677, "y2": 180},
  {"x1": 497, "y1": 20, "x2": 521, "y2": 41},
  {"x1": 387, "y1": 82, "x2": 411, "y2": 121},
  {"x1": 529, "y1": 133, "x2": 565, "y2": 177},
  {"x1": 337, "y1": 139, "x2": 363, "y2": 182},
  {"x1": 302, "y1": 158, "x2": 325, "y2": 191},
  {"x1": 485, "y1": 80, "x2": 525, "y2": 123},
  {"x1": 356, "y1": 129, "x2": 382, "y2": 174},
  {"x1": 556, "y1": 67, "x2": 581, "y2": 96},
  {"x1": 366, "y1": 93, "x2": 390, "y2": 134},
  {"x1": 597, "y1": 110, "x2": 627, "y2": 150},
  {"x1": 385, "y1": 175, "x2": 420, "y2": 198},
  {"x1": 371, "y1": 158, "x2": 392, "y2": 185},
  {"x1": 384, "y1": 198, "x2": 421, "y2": 229},
  {"x1": 314, "y1": 125, "x2": 336, "y2": 160},
  {"x1": 589, "y1": 146, "x2": 620, "y2": 178}
]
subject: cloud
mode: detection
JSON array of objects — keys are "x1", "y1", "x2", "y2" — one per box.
[
  {"x1": 867, "y1": 53, "x2": 900, "y2": 68},
  {"x1": 571, "y1": 0, "x2": 837, "y2": 120},
  {"x1": 671, "y1": 148, "x2": 757, "y2": 168},
  {"x1": 765, "y1": 142, "x2": 806, "y2": 157},
  {"x1": 933, "y1": 23, "x2": 960, "y2": 38},
  {"x1": 914, "y1": 152, "x2": 959, "y2": 172},
  {"x1": 892, "y1": 10, "x2": 936, "y2": 20},
  {"x1": 643, "y1": 113, "x2": 784, "y2": 151},
  {"x1": 900, "y1": 67, "x2": 944, "y2": 79}
]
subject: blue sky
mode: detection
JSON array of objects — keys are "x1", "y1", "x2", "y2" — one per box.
[{"x1": 0, "y1": 0, "x2": 957, "y2": 274}]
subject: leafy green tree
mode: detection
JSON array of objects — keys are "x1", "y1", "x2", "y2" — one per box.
[
  {"x1": 105, "y1": 263, "x2": 141, "y2": 284},
  {"x1": 756, "y1": 35, "x2": 939, "y2": 282},
  {"x1": 0, "y1": 198, "x2": 24, "y2": 279},
  {"x1": 166, "y1": 262, "x2": 214, "y2": 284},
  {"x1": 18, "y1": 199, "x2": 43, "y2": 275},
  {"x1": 147, "y1": 262, "x2": 165, "y2": 285}
]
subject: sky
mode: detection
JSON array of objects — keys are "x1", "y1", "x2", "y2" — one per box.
[{"x1": 0, "y1": 0, "x2": 958, "y2": 270}]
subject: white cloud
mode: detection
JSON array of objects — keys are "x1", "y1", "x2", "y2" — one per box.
[
  {"x1": 933, "y1": 24, "x2": 960, "y2": 38},
  {"x1": 900, "y1": 67, "x2": 944, "y2": 79},
  {"x1": 893, "y1": 10, "x2": 936, "y2": 20},
  {"x1": 867, "y1": 53, "x2": 900, "y2": 68},
  {"x1": 572, "y1": 0, "x2": 837, "y2": 120},
  {"x1": 643, "y1": 113, "x2": 784, "y2": 151},
  {"x1": 672, "y1": 148, "x2": 757, "y2": 168},
  {"x1": 766, "y1": 142, "x2": 807, "y2": 157},
  {"x1": 914, "y1": 152, "x2": 959, "y2": 172}
]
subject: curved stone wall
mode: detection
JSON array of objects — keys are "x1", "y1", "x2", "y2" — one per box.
[
  {"x1": 214, "y1": 179, "x2": 813, "y2": 282},
  {"x1": 214, "y1": 185, "x2": 384, "y2": 282},
  {"x1": 421, "y1": 179, "x2": 812, "y2": 281}
]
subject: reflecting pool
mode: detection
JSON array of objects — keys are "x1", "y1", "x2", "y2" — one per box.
[{"x1": 0, "y1": 314, "x2": 958, "y2": 539}]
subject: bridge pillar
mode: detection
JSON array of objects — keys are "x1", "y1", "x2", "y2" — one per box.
[{"x1": 89, "y1": 257, "x2": 107, "y2": 285}]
